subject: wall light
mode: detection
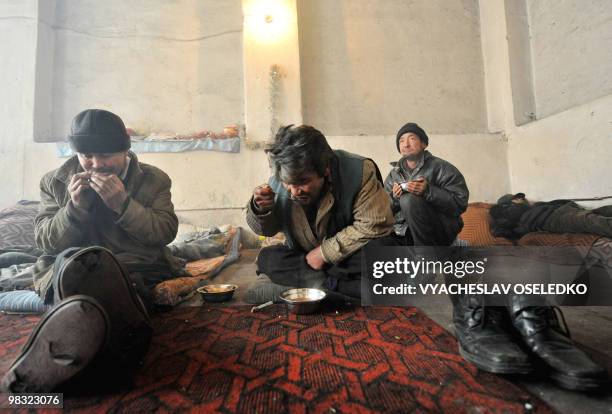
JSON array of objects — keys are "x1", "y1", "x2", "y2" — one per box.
[{"x1": 244, "y1": 0, "x2": 292, "y2": 44}]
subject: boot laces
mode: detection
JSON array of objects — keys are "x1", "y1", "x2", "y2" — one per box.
[
  {"x1": 552, "y1": 306, "x2": 571, "y2": 338},
  {"x1": 470, "y1": 303, "x2": 504, "y2": 330},
  {"x1": 532, "y1": 306, "x2": 571, "y2": 338}
]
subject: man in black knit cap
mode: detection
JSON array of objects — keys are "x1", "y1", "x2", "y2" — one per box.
[
  {"x1": 1, "y1": 109, "x2": 179, "y2": 392},
  {"x1": 383, "y1": 122, "x2": 469, "y2": 246}
]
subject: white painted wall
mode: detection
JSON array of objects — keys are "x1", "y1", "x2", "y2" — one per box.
[
  {"x1": 12, "y1": 0, "x2": 610, "y2": 225},
  {"x1": 2, "y1": 0, "x2": 506, "y2": 225},
  {"x1": 527, "y1": 0, "x2": 612, "y2": 119},
  {"x1": 48, "y1": 0, "x2": 244, "y2": 140},
  {"x1": 298, "y1": 0, "x2": 488, "y2": 135},
  {"x1": 507, "y1": 95, "x2": 612, "y2": 201},
  {"x1": 479, "y1": 0, "x2": 612, "y2": 204},
  {"x1": 0, "y1": 0, "x2": 37, "y2": 208}
]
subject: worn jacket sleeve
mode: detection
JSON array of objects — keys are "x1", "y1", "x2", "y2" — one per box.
[
  {"x1": 245, "y1": 196, "x2": 282, "y2": 237},
  {"x1": 320, "y1": 160, "x2": 395, "y2": 264},
  {"x1": 34, "y1": 173, "x2": 92, "y2": 254},
  {"x1": 424, "y1": 162, "x2": 469, "y2": 216},
  {"x1": 115, "y1": 173, "x2": 178, "y2": 246},
  {"x1": 383, "y1": 171, "x2": 401, "y2": 214}
]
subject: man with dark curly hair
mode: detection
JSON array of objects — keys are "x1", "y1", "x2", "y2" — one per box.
[{"x1": 246, "y1": 125, "x2": 395, "y2": 301}]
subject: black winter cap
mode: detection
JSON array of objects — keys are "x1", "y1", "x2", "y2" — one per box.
[
  {"x1": 67, "y1": 109, "x2": 131, "y2": 153},
  {"x1": 396, "y1": 122, "x2": 429, "y2": 152},
  {"x1": 496, "y1": 193, "x2": 526, "y2": 205}
]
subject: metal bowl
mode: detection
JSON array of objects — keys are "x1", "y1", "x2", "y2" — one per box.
[
  {"x1": 197, "y1": 284, "x2": 238, "y2": 303},
  {"x1": 280, "y1": 288, "x2": 327, "y2": 314}
]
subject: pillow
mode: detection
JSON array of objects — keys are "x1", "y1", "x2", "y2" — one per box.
[
  {"x1": 458, "y1": 203, "x2": 514, "y2": 247},
  {"x1": 0, "y1": 201, "x2": 39, "y2": 249}
]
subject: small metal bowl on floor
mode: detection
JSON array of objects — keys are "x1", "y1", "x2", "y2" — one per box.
[
  {"x1": 280, "y1": 288, "x2": 326, "y2": 314},
  {"x1": 197, "y1": 284, "x2": 238, "y2": 303}
]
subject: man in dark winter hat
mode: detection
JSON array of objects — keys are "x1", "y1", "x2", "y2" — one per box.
[
  {"x1": 384, "y1": 122, "x2": 468, "y2": 246},
  {"x1": 385, "y1": 123, "x2": 524, "y2": 383},
  {"x1": 1, "y1": 109, "x2": 180, "y2": 392}
]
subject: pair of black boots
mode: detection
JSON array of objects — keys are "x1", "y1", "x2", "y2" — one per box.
[
  {"x1": 1, "y1": 247, "x2": 152, "y2": 393},
  {"x1": 452, "y1": 293, "x2": 609, "y2": 391}
]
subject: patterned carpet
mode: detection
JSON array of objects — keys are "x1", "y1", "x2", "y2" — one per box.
[{"x1": 0, "y1": 305, "x2": 554, "y2": 413}]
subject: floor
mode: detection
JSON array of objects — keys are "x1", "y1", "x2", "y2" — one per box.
[{"x1": 187, "y1": 249, "x2": 612, "y2": 414}]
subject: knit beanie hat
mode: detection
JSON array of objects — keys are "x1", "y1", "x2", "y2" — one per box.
[
  {"x1": 396, "y1": 122, "x2": 429, "y2": 152},
  {"x1": 67, "y1": 109, "x2": 131, "y2": 153},
  {"x1": 496, "y1": 193, "x2": 526, "y2": 205}
]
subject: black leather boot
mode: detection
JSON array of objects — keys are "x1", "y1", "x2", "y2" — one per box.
[
  {"x1": 509, "y1": 295, "x2": 609, "y2": 391},
  {"x1": 452, "y1": 294, "x2": 533, "y2": 374}
]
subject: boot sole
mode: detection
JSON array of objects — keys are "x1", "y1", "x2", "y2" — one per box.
[
  {"x1": 459, "y1": 345, "x2": 534, "y2": 375},
  {"x1": 1, "y1": 295, "x2": 109, "y2": 392}
]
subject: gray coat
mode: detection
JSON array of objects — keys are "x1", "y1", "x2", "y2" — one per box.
[{"x1": 383, "y1": 151, "x2": 469, "y2": 236}]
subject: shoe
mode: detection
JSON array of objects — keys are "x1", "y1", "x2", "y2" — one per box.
[
  {"x1": 53, "y1": 246, "x2": 152, "y2": 366},
  {"x1": 246, "y1": 274, "x2": 292, "y2": 304},
  {"x1": 453, "y1": 294, "x2": 533, "y2": 374},
  {"x1": 0, "y1": 295, "x2": 109, "y2": 392},
  {"x1": 509, "y1": 295, "x2": 609, "y2": 391}
]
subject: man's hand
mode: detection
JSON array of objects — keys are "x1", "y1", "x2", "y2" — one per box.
[
  {"x1": 306, "y1": 246, "x2": 326, "y2": 270},
  {"x1": 68, "y1": 172, "x2": 94, "y2": 210},
  {"x1": 253, "y1": 184, "x2": 275, "y2": 211},
  {"x1": 406, "y1": 177, "x2": 428, "y2": 197},
  {"x1": 392, "y1": 182, "x2": 403, "y2": 199},
  {"x1": 89, "y1": 172, "x2": 128, "y2": 214}
]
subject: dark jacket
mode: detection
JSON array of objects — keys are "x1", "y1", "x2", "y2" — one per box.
[
  {"x1": 383, "y1": 151, "x2": 469, "y2": 236},
  {"x1": 33, "y1": 151, "x2": 179, "y2": 300},
  {"x1": 491, "y1": 199, "x2": 574, "y2": 238}
]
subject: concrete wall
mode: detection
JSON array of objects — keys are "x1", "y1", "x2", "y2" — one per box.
[
  {"x1": 0, "y1": 0, "x2": 38, "y2": 207},
  {"x1": 527, "y1": 0, "x2": 612, "y2": 119},
  {"x1": 479, "y1": 0, "x2": 612, "y2": 203},
  {"x1": 2, "y1": 0, "x2": 506, "y2": 225},
  {"x1": 298, "y1": 0, "x2": 488, "y2": 136},
  {"x1": 47, "y1": 0, "x2": 244, "y2": 140},
  {"x1": 507, "y1": 95, "x2": 612, "y2": 201},
  {"x1": 504, "y1": 0, "x2": 536, "y2": 126}
]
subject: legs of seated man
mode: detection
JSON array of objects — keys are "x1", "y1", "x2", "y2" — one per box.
[
  {"x1": 399, "y1": 193, "x2": 459, "y2": 246},
  {"x1": 256, "y1": 236, "x2": 400, "y2": 299},
  {"x1": 256, "y1": 244, "x2": 327, "y2": 288}
]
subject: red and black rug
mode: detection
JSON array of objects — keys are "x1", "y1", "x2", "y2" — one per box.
[{"x1": 0, "y1": 305, "x2": 553, "y2": 413}]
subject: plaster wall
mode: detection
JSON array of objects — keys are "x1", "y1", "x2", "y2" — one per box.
[
  {"x1": 48, "y1": 0, "x2": 244, "y2": 140},
  {"x1": 527, "y1": 0, "x2": 612, "y2": 119},
  {"x1": 0, "y1": 1, "x2": 37, "y2": 208},
  {"x1": 5, "y1": 0, "x2": 508, "y2": 226},
  {"x1": 298, "y1": 0, "x2": 487, "y2": 136},
  {"x1": 479, "y1": 0, "x2": 612, "y2": 203},
  {"x1": 506, "y1": 95, "x2": 612, "y2": 201}
]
